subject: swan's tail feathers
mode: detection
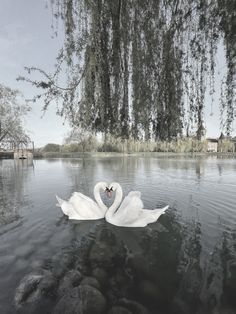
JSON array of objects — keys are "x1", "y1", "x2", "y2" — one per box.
[
  {"x1": 55, "y1": 195, "x2": 74, "y2": 216},
  {"x1": 158, "y1": 205, "x2": 169, "y2": 216},
  {"x1": 152, "y1": 205, "x2": 169, "y2": 217},
  {"x1": 55, "y1": 195, "x2": 64, "y2": 207},
  {"x1": 162, "y1": 205, "x2": 169, "y2": 212}
]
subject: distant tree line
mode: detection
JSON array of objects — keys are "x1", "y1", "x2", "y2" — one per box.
[
  {"x1": 19, "y1": 0, "x2": 236, "y2": 140},
  {"x1": 41, "y1": 131, "x2": 236, "y2": 154}
]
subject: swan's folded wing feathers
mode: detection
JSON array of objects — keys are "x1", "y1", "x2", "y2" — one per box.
[
  {"x1": 55, "y1": 195, "x2": 74, "y2": 216},
  {"x1": 127, "y1": 191, "x2": 141, "y2": 198},
  {"x1": 115, "y1": 194, "x2": 144, "y2": 223},
  {"x1": 69, "y1": 192, "x2": 102, "y2": 219},
  {"x1": 70, "y1": 192, "x2": 97, "y2": 207},
  {"x1": 72, "y1": 192, "x2": 97, "y2": 204},
  {"x1": 118, "y1": 191, "x2": 143, "y2": 212}
]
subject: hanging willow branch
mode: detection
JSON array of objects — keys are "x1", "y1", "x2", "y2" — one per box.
[{"x1": 19, "y1": 0, "x2": 236, "y2": 138}]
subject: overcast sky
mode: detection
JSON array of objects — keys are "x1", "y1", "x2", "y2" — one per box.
[
  {"x1": 0, "y1": 0, "x2": 70, "y2": 147},
  {"x1": 0, "y1": 0, "x2": 234, "y2": 148}
]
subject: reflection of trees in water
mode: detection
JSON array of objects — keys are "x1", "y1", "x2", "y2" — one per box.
[
  {"x1": 217, "y1": 163, "x2": 223, "y2": 176},
  {"x1": 154, "y1": 157, "x2": 204, "y2": 172},
  {"x1": 176, "y1": 219, "x2": 203, "y2": 313},
  {"x1": 59, "y1": 158, "x2": 94, "y2": 199},
  {"x1": 0, "y1": 159, "x2": 33, "y2": 225},
  {"x1": 127, "y1": 211, "x2": 183, "y2": 313},
  {"x1": 155, "y1": 156, "x2": 234, "y2": 177},
  {"x1": 61, "y1": 157, "x2": 142, "y2": 198},
  {"x1": 196, "y1": 228, "x2": 236, "y2": 314},
  {"x1": 195, "y1": 160, "x2": 204, "y2": 180},
  {"x1": 176, "y1": 217, "x2": 236, "y2": 314},
  {"x1": 220, "y1": 230, "x2": 236, "y2": 312}
]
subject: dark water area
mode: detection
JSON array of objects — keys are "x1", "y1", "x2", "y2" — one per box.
[{"x1": 0, "y1": 156, "x2": 236, "y2": 314}]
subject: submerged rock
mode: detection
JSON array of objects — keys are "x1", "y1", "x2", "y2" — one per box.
[
  {"x1": 171, "y1": 297, "x2": 191, "y2": 314},
  {"x1": 89, "y1": 228, "x2": 126, "y2": 269},
  {"x1": 37, "y1": 273, "x2": 58, "y2": 297},
  {"x1": 57, "y1": 270, "x2": 82, "y2": 297},
  {"x1": 53, "y1": 285, "x2": 106, "y2": 314},
  {"x1": 89, "y1": 241, "x2": 117, "y2": 268},
  {"x1": 92, "y1": 267, "x2": 109, "y2": 286},
  {"x1": 80, "y1": 276, "x2": 101, "y2": 290},
  {"x1": 14, "y1": 270, "x2": 58, "y2": 313},
  {"x1": 224, "y1": 262, "x2": 236, "y2": 308},
  {"x1": 14, "y1": 273, "x2": 43, "y2": 308},
  {"x1": 51, "y1": 252, "x2": 76, "y2": 278},
  {"x1": 118, "y1": 298, "x2": 149, "y2": 314},
  {"x1": 127, "y1": 253, "x2": 150, "y2": 279},
  {"x1": 108, "y1": 306, "x2": 132, "y2": 314},
  {"x1": 138, "y1": 279, "x2": 162, "y2": 304}
]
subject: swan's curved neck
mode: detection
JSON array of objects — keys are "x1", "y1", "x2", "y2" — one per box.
[
  {"x1": 105, "y1": 183, "x2": 123, "y2": 222},
  {"x1": 94, "y1": 182, "x2": 107, "y2": 210}
]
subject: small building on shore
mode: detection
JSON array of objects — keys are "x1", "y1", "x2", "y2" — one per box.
[
  {"x1": 14, "y1": 149, "x2": 33, "y2": 159},
  {"x1": 206, "y1": 138, "x2": 218, "y2": 152}
]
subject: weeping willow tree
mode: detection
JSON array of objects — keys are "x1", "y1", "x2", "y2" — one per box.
[{"x1": 19, "y1": 0, "x2": 236, "y2": 139}]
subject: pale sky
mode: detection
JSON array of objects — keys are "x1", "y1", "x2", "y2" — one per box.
[
  {"x1": 0, "y1": 0, "x2": 234, "y2": 147},
  {"x1": 0, "y1": 0, "x2": 70, "y2": 147}
]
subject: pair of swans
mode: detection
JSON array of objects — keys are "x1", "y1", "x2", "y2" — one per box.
[{"x1": 56, "y1": 182, "x2": 169, "y2": 227}]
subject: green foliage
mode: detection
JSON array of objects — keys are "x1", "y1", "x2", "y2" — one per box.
[
  {"x1": 64, "y1": 127, "x2": 98, "y2": 152},
  {"x1": 41, "y1": 136, "x2": 235, "y2": 154},
  {"x1": 43, "y1": 143, "x2": 61, "y2": 152},
  {"x1": 0, "y1": 84, "x2": 30, "y2": 145}
]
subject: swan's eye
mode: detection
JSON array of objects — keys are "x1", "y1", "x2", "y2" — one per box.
[
  {"x1": 110, "y1": 187, "x2": 113, "y2": 191},
  {"x1": 105, "y1": 187, "x2": 109, "y2": 192}
]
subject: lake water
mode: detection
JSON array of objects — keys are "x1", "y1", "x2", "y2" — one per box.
[{"x1": 0, "y1": 156, "x2": 236, "y2": 314}]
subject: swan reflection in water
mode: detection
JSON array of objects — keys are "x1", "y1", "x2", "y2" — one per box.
[{"x1": 56, "y1": 182, "x2": 169, "y2": 227}]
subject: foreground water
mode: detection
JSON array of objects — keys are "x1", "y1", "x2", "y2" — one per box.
[{"x1": 0, "y1": 156, "x2": 235, "y2": 314}]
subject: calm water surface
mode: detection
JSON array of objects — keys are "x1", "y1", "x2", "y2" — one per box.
[{"x1": 0, "y1": 156, "x2": 236, "y2": 314}]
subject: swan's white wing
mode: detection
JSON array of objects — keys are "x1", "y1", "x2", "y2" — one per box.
[
  {"x1": 68, "y1": 192, "x2": 103, "y2": 219},
  {"x1": 55, "y1": 195, "x2": 74, "y2": 216},
  {"x1": 141, "y1": 206, "x2": 169, "y2": 217},
  {"x1": 118, "y1": 191, "x2": 143, "y2": 212},
  {"x1": 114, "y1": 191, "x2": 144, "y2": 223},
  {"x1": 136, "y1": 205, "x2": 169, "y2": 225},
  {"x1": 115, "y1": 205, "x2": 169, "y2": 227},
  {"x1": 127, "y1": 191, "x2": 141, "y2": 198},
  {"x1": 72, "y1": 192, "x2": 96, "y2": 203}
]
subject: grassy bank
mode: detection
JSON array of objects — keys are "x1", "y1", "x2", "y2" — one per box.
[
  {"x1": 38, "y1": 137, "x2": 236, "y2": 158},
  {"x1": 36, "y1": 151, "x2": 236, "y2": 159}
]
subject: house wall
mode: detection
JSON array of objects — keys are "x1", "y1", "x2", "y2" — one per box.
[{"x1": 207, "y1": 142, "x2": 218, "y2": 152}]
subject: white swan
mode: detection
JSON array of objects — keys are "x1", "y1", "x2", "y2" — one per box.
[
  {"x1": 56, "y1": 182, "x2": 108, "y2": 220},
  {"x1": 105, "y1": 182, "x2": 169, "y2": 227}
]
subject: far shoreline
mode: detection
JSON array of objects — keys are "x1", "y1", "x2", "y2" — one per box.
[
  {"x1": 34, "y1": 151, "x2": 236, "y2": 159},
  {"x1": 1, "y1": 151, "x2": 236, "y2": 160}
]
